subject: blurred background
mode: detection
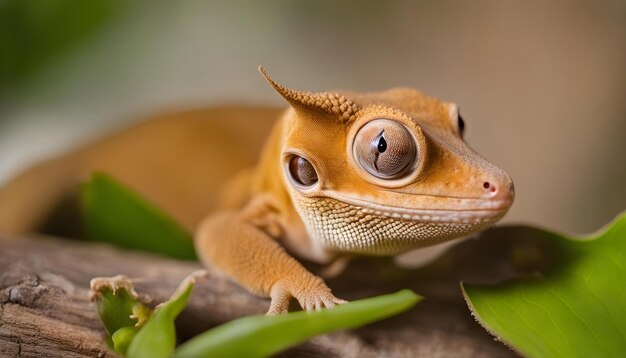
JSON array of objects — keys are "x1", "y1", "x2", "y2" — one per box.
[{"x1": 0, "y1": 0, "x2": 624, "y2": 234}]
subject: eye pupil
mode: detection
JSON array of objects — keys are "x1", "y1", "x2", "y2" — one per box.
[
  {"x1": 377, "y1": 135, "x2": 387, "y2": 153},
  {"x1": 288, "y1": 156, "x2": 318, "y2": 187},
  {"x1": 457, "y1": 114, "x2": 465, "y2": 135}
]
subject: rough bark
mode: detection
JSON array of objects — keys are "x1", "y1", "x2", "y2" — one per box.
[{"x1": 0, "y1": 227, "x2": 545, "y2": 357}]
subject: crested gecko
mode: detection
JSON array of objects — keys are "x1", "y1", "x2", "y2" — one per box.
[{"x1": 194, "y1": 67, "x2": 514, "y2": 315}]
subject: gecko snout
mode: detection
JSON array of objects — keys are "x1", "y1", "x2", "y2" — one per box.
[{"x1": 481, "y1": 175, "x2": 515, "y2": 204}]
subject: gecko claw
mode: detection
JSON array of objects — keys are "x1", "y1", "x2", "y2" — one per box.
[{"x1": 266, "y1": 278, "x2": 347, "y2": 315}]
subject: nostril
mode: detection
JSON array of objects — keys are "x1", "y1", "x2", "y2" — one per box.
[
  {"x1": 483, "y1": 181, "x2": 498, "y2": 195},
  {"x1": 483, "y1": 178, "x2": 514, "y2": 202}
]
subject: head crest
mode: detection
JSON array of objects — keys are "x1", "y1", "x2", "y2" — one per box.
[{"x1": 259, "y1": 66, "x2": 359, "y2": 124}]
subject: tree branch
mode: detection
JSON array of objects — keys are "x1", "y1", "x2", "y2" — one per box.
[{"x1": 1, "y1": 231, "x2": 527, "y2": 357}]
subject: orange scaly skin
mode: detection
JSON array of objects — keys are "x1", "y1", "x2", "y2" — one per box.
[{"x1": 195, "y1": 68, "x2": 514, "y2": 314}]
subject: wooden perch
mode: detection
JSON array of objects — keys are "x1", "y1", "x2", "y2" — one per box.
[{"x1": 0, "y1": 226, "x2": 552, "y2": 357}]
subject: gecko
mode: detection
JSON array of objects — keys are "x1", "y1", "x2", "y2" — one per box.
[
  {"x1": 194, "y1": 67, "x2": 514, "y2": 315},
  {"x1": 0, "y1": 67, "x2": 513, "y2": 314}
]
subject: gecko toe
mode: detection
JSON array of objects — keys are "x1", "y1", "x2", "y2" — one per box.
[{"x1": 267, "y1": 282, "x2": 292, "y2": 315}]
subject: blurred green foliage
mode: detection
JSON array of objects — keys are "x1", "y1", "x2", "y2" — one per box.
[
  {"x1": 81, "y1": 172, "x2": 197, "y2": 260},
  {"x1": 0, "y1": 0, "x2": 123, "y2": 89}
]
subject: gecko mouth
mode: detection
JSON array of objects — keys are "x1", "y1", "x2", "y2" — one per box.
[
  {"x1": 324, "y1": 192, "x2": 512, "y2": 225},
  {"x1": 292, "y1": 193, "x2": 512, "y2": 255}
]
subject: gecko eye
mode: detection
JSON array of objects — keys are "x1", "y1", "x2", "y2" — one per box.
[
  {"x1": 353, "y1": 119, "x2": 417, "y2": 179},
  {"x1": 288, "y1": 155, "x2": 318, "y2": 187}
]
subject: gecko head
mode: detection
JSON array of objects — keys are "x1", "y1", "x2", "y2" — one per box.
[{"x1": 260, "y1": 67, "x2": 514, "y2": 255}]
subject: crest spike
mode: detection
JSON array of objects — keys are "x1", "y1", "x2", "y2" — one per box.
[{"x1": 259, "y1": 66, "x2": 359, "y2": 123}]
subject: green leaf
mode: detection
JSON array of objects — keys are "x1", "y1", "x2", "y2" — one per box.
[
  {"x1": 173, "y1": 289, "x2": 421, "y2": 358},
  {"x1": 126, "y1": 271, "x2": 206, "y2": 358},
  {"x1": 91, "y1": 277, "x2": 148, "y2": 337},
  {"x1": 0, "y1": 0, "x2": 125, "y2": 89},
  {"x1": 463, "y1": 212, "x2": 626, "y2": 357},
  {"x1": 81, "y1": 172, "x2": 196, "y2": 260},
  {"x1": 94, "y1": 288, "x2": 137, "y2": 336},
  {"x1": 112, "y1": 326, "x2": 137, "y2": 355},
  {"x1": 90, "y1": 275, "x2": 152, "y2": 355}
]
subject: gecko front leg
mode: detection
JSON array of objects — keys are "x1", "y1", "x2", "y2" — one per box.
[{"x1": 194, "y1": 199, "x2": 346, "y2": 315}]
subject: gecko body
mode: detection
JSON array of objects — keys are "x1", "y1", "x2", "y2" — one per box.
[{"x1": 195, "y1": 68, "x2": 514, "y2": 314}]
